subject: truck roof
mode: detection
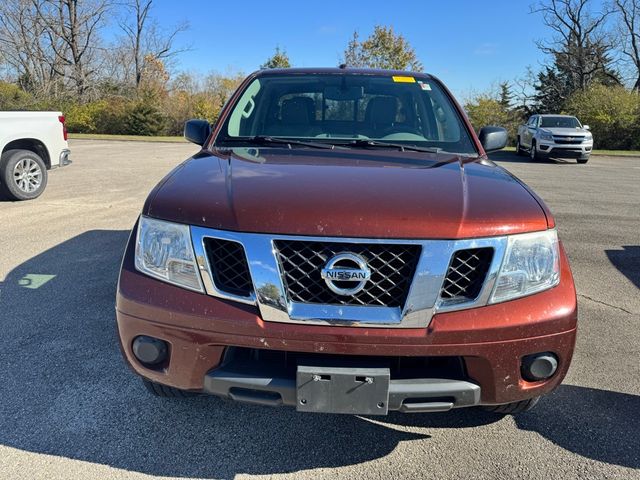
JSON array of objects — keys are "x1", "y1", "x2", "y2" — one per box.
[
  {"x1": 254, "y1": 67, "x2": 434, "y2": 78},
  {"x1": 537, "y1": 114, "x2": 577, "y2": 118}
]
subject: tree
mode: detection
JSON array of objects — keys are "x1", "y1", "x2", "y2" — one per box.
[
  {"x1": 33, "y1": 0, "x2": 113, "y2": 99},
  {"x1": 614, "y1": 0, "x2": 640, "y2": 90},
  {"x1": 532, "y1": 0, "x2": 620, "y2": 93},
  {"x1": 125, "y1": 97, "x2": 165, "y2": 135},
  {"x1": 260, "y1": 47, "x2": 291, "y2": 69},
  {"x1": 342, "y1": 26, "x2": 423, "y2": 71},
  {"x1": 465, "y1": 92, "x2": 523, "y2": 145},
  {"x1": 533, "y1": 66, "x2": 572, "y2": 112},
  {"x1": 499, "y1": 82, "x2": 514, "y2": 109},
  {"x1": 118, "y1": 0, "x2": 188, "y2": 90},
  {"x1": 203, "y1": 70, "x2": 245, "y2": 120},
  {"x1": 564, "y1": 84, "x2": 640, "y2": 148},
  {"x1": 0, "y1": 1, "x2": 64, "y2": 98},
  {"x1": 0, "y1": 81, "x2": 35, "y2": 110}
]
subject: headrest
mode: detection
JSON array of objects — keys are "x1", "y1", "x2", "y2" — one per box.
[{"x1": 281, "y1": 97, "x2": 315, "y2": 124}]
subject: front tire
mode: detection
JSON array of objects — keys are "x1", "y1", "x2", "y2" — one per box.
[
  {"x1": 0, "y1": 149, "x2": 48, "y2": 201},
  {"x1": 577, "y1": 157, "x2": 589, "y2": 164},
  {"x1": 529, "y1": 141, "x2": 539, "y2": 161},
  {"x1": 483, "y1": 396, "x2": 540, "y2": 415}
]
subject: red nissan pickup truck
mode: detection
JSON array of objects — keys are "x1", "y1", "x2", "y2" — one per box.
[{"x1": 116, "y1": 68, "x2": 577, "y2": 416}]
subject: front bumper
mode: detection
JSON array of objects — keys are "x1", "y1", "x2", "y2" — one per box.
[
  {"x1": 116, "y1": 230, "x2": 578, "y2": 408},
  {"x1": 538, "y1": 142, "x2": 592, "y2": 159}
]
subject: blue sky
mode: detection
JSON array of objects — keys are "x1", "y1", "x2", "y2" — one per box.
[{"x1": 148, "y1": 0, "x2": 555, "y2": 100}]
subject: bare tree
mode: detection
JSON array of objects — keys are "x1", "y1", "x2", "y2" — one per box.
[
  {"x1": 532, "y1": 0, "x2": 619, "y2": 90},
  {"x1": 32, "y1": 0, "x2": 112, "y2": 99},
  {"x1": 614, "y1": 0, "x2": 640, "y2": 90},
  {"x1": 119, "y1": 0, "x2": 188, "y2": 90},
  {"x1": 0, "y1": 0, "x2": 64, "y2": 97}
]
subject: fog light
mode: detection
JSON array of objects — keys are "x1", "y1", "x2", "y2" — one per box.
[
  {"x1": 521, "y1": 352, "x2": 558, "y2": 381},
  {"x1": 132, "y1": 335, "x2": 168, "y2": 366}
]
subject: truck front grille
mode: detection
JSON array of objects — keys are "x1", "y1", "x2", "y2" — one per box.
[
  {"x1": 440, "y1": 248, "x2": 493, "y2": 302},
  {"x1": 553, "y1": 136, "x2": 584, "y2": 145},
  {"x1": 274, "y1": 240, "x2": 421, "y2": 307},
  {"x1": 203, "y1": 238, "x2": 253, "y2": 297}
]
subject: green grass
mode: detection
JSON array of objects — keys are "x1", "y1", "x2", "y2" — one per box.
[
  {"x1": 589, "y1": 149, "x2": 640, "y2": 156},
  {"x1": 68, "y1": 133, "x2": 186, "y2": 143},
  {"x1": 504, "y1": 146, "x2": 640, "y2": 156}
]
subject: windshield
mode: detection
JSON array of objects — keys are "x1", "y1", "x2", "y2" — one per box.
[
  {"x1": 540, "y1": 116, "x2": 581, "y2": 128},
  {"x1": 215, "y1": 73, "x2": 477, "y2": 154}
]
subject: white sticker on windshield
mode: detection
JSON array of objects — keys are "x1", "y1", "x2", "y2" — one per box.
[{"x1": 418, "y1": 82, "x2": 431, "y2": 91}]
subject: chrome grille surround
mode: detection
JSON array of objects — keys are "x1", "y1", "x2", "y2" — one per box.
[{"x1": 191, "y1": 226, "x2": 509, "y2": 329}]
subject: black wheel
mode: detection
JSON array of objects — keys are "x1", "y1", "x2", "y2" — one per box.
[
  {"x1": 515, "y1": 137, "x2": 524, "y2": 156},
  {"x1": 577, "y1": 158, "x2": 589, "y2": 164},
  {"x1": 142, "y1": 379, "x2": 197, "y2": 398},
  {"x1": 0, "y1": 149, "x2": 48, "y2": 200},
  {"x1": 483, "y1": 396, "x2": 540, "y2": 415},
  {"x1": 529, "y1": 141, "x2": 539, "y2": 161}
]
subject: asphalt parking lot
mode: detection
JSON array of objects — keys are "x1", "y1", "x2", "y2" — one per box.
[{"x1": 0, "y1": 140, "x2": 639, "y2": 480}]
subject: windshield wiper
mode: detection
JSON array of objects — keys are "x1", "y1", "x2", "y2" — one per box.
[
  {"x1": 334, "y1": 139, "x2": 443, "y2": 153},
  {"x1": 222, "y1": 135, "x2": 339, "y2": 150}
]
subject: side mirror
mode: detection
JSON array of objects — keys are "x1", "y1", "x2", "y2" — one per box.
[
  {"x1": 184, "y1": 119, "x2": 211, "y2": 146},
  {"x1": 478, "y1": 126, "x2": 508, "y2": 153},
  {"x1": 583, "y1": 125, "x2": 590, "y2": 130}
]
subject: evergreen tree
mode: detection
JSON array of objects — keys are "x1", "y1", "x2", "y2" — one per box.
[
  {"x1": 499, "y1": 82, "x2": 514, "y2": 109},
  {"x1": 261, "y1": 47, "x2": 291, "y2": 69}
]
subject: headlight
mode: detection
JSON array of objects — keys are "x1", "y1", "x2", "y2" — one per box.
[
  {"x1": 584, "y1": 133, "x2": 593, "y2": 142},
  {"x1": 490, "y1": 230, "x2": 560, "y2": 303},
  {"x1": 134, "y1": 216, "x2": 204, "y2": 292},
  {"x1": 538, "y1": 131, "x2": 553, "y2": 141}
]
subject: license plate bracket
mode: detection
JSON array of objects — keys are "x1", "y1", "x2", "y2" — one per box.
[{"x1": 296, "y1": 365, "x2": 390, "y2": 415}]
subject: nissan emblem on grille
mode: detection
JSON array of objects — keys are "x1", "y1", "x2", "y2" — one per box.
[{"x1": 320, "y1": 253, "x2": 372, "y2": 296}]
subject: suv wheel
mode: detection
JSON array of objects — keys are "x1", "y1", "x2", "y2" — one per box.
[
  {"x1": 577, "y1": 158, "x2": 589, "y2": 164},
  {"x1": 0, "y1": 149, "x2": 48, "y2": 201},
  {"x1": 483, "y1": 396, "x2": 540, "y2": 415},
  {"x1": 142, "y1": 379, "x2": 197, "y2": 398},
  {"x1": 529, "y1": 141, "x2": 539, "y2": 161}
]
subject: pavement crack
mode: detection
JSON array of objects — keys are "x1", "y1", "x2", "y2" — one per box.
[{"x1": 578, "y1": 293, "x2": 637, "y2": 316}]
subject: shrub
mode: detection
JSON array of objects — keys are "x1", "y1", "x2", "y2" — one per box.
[
  {"x1": 0, "y1": 81, "x2": 35, "y2": 110},
  {"x1": 564, "y1": 85, "x2": 640, "y2": 150},
  {"x1": 464, "y1": 96, "x2": 523, "y2": 145},
  {"x1": 124, "y1": 98, "x2": 166, "y2": 136},
  {"x1": 64, "y1": 101, "x2": 109, "y2": 133},
  {"x1": 96, "y1": 98, "x2": 132, "y2": 135}
]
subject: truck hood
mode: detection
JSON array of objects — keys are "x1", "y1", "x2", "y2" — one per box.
[
  {"x1": 541, "y1": 127, "x2": 589, "y2": 136},
  {"x1": 146, "y1": 148, "x2": 550, "y2": 239}
]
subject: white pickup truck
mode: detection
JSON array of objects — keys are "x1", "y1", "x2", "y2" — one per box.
[
  {"x1": 0, "y1": 111, "x2": 70, "y2": 200},
  {"x1": 516, "y1": 114, "x2": 593, "y2": 164}
]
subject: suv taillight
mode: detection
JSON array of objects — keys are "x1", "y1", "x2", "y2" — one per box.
[{"x1": 58, "y1": 115, "x2": 68, "y2": 141}]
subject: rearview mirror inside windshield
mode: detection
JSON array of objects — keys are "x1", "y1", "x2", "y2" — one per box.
[{"x1": 324, "y1": 85, "x2": 364, "y2": 101}]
